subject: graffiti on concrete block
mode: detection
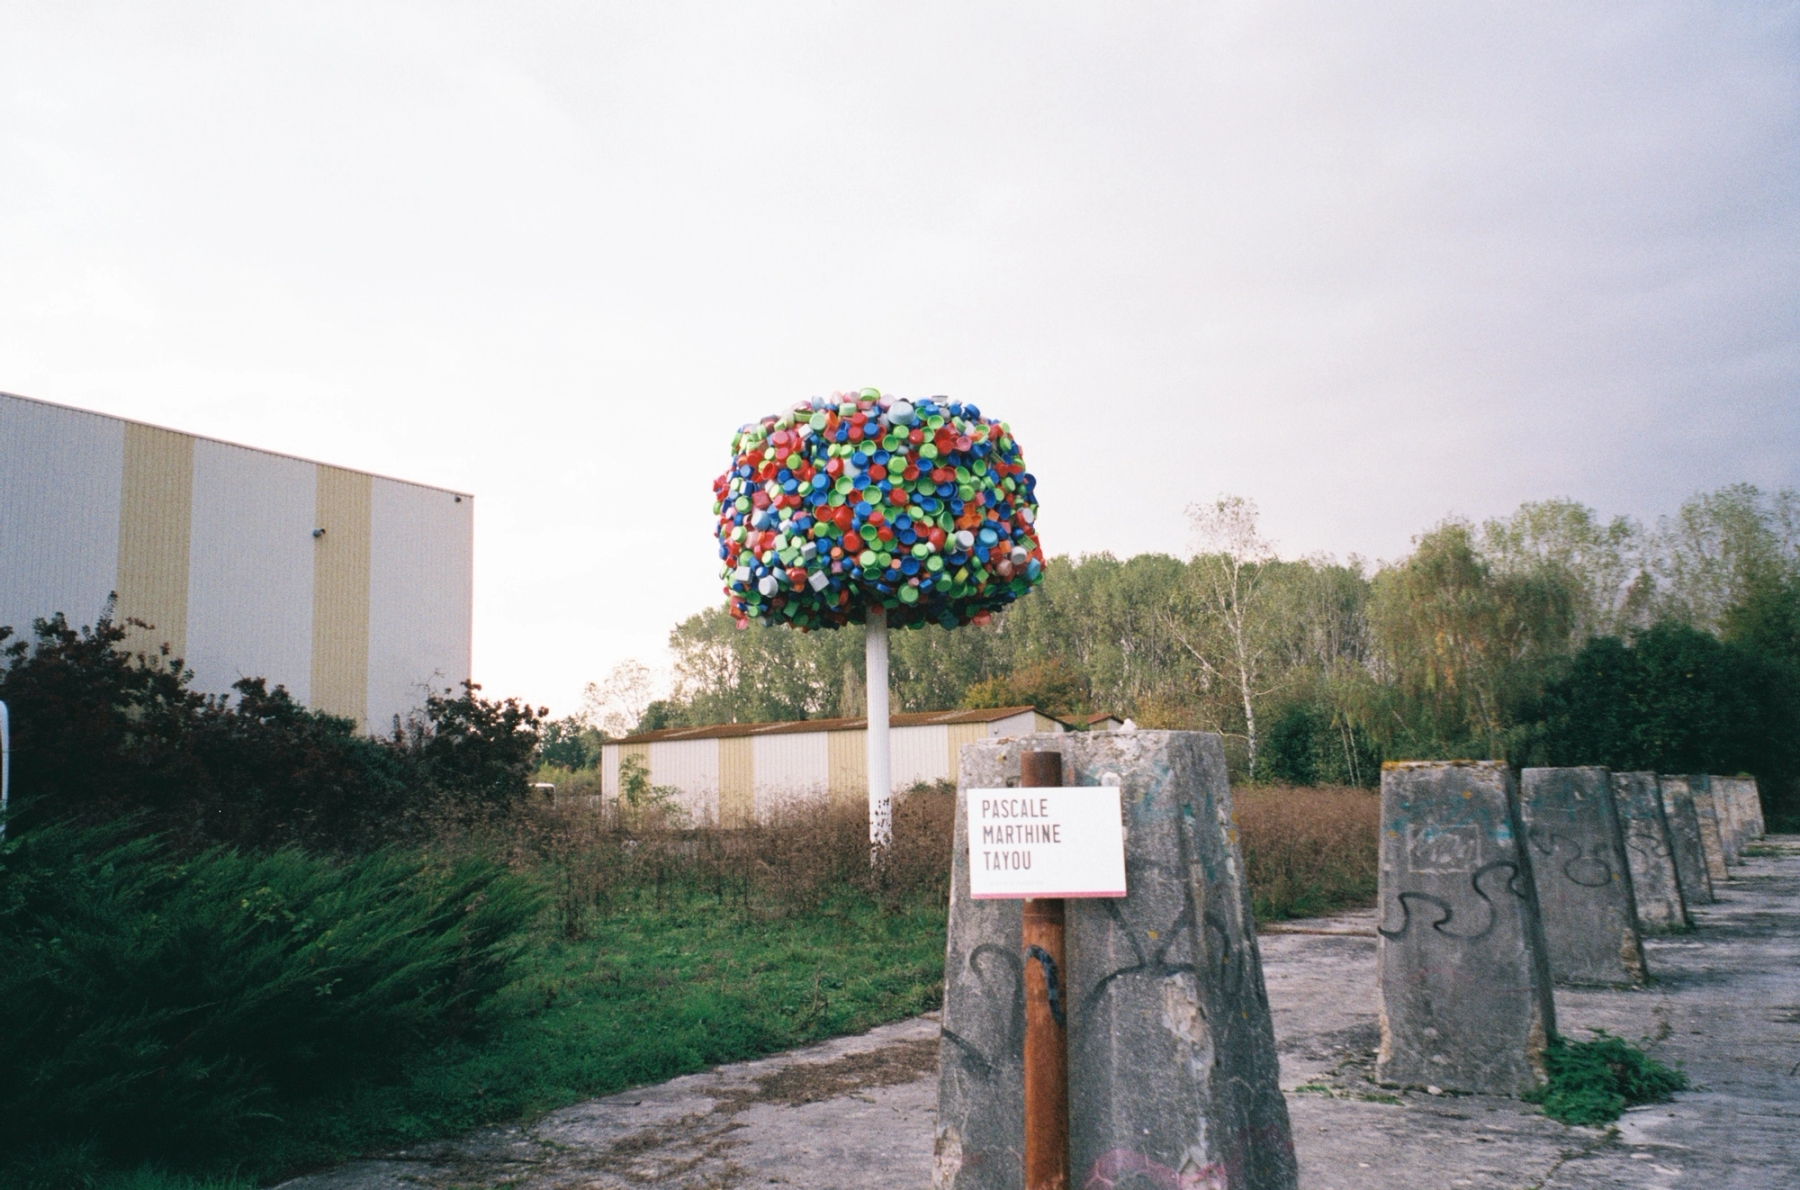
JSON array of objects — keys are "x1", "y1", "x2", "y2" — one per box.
[{"x1": 1378, "y1": 860, "x2": 1526, "y2": 942}]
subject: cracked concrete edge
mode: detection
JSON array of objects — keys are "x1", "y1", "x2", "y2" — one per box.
[{"x1": 273, "y1": 1012, "x2": 944, "y2": 1190}]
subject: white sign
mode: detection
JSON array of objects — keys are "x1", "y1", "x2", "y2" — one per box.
[{"x1": 966, "y1": 786, "x2": 1127, "y2": 899}]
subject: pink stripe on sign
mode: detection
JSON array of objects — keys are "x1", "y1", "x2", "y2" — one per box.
[{"x1": 972, "y1": 889, "x2": 1127, "y2": 899}]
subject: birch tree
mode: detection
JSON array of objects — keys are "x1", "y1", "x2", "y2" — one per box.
[
  {"x1": 1172, "y1": 496, "x2": 1280, "y2": 779},
  {"x1": 582, "y1": 659, "x2": 659, "y2": 737}
]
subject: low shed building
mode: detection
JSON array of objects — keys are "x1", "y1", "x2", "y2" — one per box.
[
  {"x1": 0, "y1": 390, "x2": 472, "y2": 731},
  {"x1": 602, "y1": 706, "x2": 1070, "y2": 826}
]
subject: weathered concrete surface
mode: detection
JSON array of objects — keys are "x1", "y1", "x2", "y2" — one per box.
[
  {"x1": 1658, "y1": 775, "x2": 1716, "y2": 906},
  {"x1": 1714, "y1": 775, "x2": 1763, "y2": 859},
  {"x1": 1710, "y1": 775, "x2": 1749, "y2": 865},
  {"x1": 1519, "y1": 767, "x2": 1647, "y2": 986},
  {"x1": 1272, "y1": 836, "x2": 1800, "y2": 1190},
  {"x1": 278, "y1": 840, "x2": 1800, "y2": 1189},
  {"x1": 1731, "y1": 775, "x2": 1768, "y2": 838},
  {"x1": 275, "y1": 1014, "x2": 943, "y2": 1190},
  {"x1": 1613, "y1": 771, "x2": 1689, "y2": 930},
  {"x1": 937, "y1": 747, "x2": 1024, "y2": 1190},
  {"x1": 1376, "y1": 761, "x2": 1556, "y2": 1095},
  {"x1": 940, "y1": 731, "x2": 1296, "y2": 1190},
  {"x1": 1690, "y1": 775, "x2": 1732, "y2": 883}
]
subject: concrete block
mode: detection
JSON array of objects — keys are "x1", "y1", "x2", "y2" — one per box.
[
  {"x1": 1743, "y1": 777, "x2": 1767, "y2": 838},
  {"x1": 1611, "y1": 771, "x2": 1689, "y2": 930},
  {"x1": 1710, "y1": 775, "x2": 1747, "y2": 865},
  {"x1": 1519, "y1": 768, "x2": 1647, "y2": 985},
  {"x1": 1376, "y1": 761, "x2": 1556, "y2": 1096},
  {"x1": 1688, "y1": 776, "x2": 1731, "y2": 884},
  {"x1": 1713, "y1": 776, "x2": 1766, "y2": 859},
  {"x1": 1719, "y1": 776, "x2": 1766, "y2": 839},
  {"x1": 938, "y1": 783, "x2": 1025, "y2": 1190},
  {"x1": 937, "y1": 731, "x2": 1296, "y2": 1190},
  {"x1": 1657, "y1": 776, "x2": 1714, "y2": 906}
]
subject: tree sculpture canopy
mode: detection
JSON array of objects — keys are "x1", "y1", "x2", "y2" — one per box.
[{"x1": 714, "y1": 388, "x2": 1044, "y2": 630}]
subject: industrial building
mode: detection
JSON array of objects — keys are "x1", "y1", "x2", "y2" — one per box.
[
  {"x1": 0, "y1": 390, "x2": 472, "y2": 731},
  {"x1": 602, "y1": 706, "x2": 1071, "y2": 826}
]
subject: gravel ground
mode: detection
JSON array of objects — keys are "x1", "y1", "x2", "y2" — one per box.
[{"x1": 280, "y1": 836, "x2": 1800, "y2": 1189}]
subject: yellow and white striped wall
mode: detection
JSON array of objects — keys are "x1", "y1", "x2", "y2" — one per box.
[
  {"x1": 601, "y1": 706, "x2": 1067, "y2": 827},
  {"x1": 0, "y1": 391, "x2": 472, "y2": 731}
]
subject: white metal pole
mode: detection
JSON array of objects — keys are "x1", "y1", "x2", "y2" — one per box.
[
  {"x1": 1, "y1": 700, "x2": 10, "y2": 841},
  {"x1": 866, "y1": 607, "x2": 892, "y2": 848}
]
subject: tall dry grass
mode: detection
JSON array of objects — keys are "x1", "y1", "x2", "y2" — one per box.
[
  {"x1": 489, "y1": 782, "x2": 956, "y2": 938},
  {"x1": 1233, "y1": 783, "x2": 1380, "y2": 920},
  {"x1": 472, "y1": 777, "x2": 1374, "y2": 933}
]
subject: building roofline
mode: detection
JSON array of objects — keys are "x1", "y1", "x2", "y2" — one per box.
[
  {"x1": 0, "y1": 389, "x2": 473, "y2": 499},
  {"x1": 612, "y1": 705, "x2": 1070, "y2": 745}
]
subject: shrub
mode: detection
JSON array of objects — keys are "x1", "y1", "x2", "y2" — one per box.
[
  {"x1": 961, "y1": 659, "x2": 1090, "y2": 719},
  {"x1": 1261, "y1": 703, "x2": 1321, "y2": 786},
  {"x1": 1524, "y1": 1031, "x2": 1687, "y2": 1126},
  {"x1": 0, "y1": 613, "x2": 545, "y2": 852},
  {"x1": 1261, "y1": 701, "x2": 1381, "y2": 788},
  {"x1": 537, "y1": 715, "x2": 603, "y2": 770},
  {"x1": 386, "y1": 682, "x2": 547, "y2": 824},
  {"x1": 0, "y1": 821, "x2": 543, "y2": 1168},
  {"x1": 1518, "y1": 620, "x2": 1800, "y2": 826}
]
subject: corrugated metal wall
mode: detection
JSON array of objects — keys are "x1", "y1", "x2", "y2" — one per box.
[
  {"x1": 368, "y1": 477, "x2": 474, "y2": 732},
  {"x1": 597, "y1": 710, "x2": 1075, "y2": 824},
  {"x1": 719, "y1": 737, "x2": 754, "y2": 827},
  {"x1": 893, "y1": 724, "x2": 950, "y2": 791},
  {"x1": 826, "y1": 730, "x2": 864, "y2": 808},
  {"x1": 187, "y1": 438, "x2": 318, "y2": 702},
  {"x1": 311, "y1": 466, "x2": 372, "y2": 725},
  {"x1": 611, "y1": 741, "x2": 650, "y2": 802},
  {"x1": 0, "y1": 391, "x2": 470, "y2": 732},
  {"x1": 753, "y1": 732, "x2": 829, "y2": 818},
  {"x1": 992, "y1": 710, "x2": 1042, "y2": 737},
  {"x1": 946, "y1": 723, "x2": 988, "y2": 784},
  {"x1": 600, "y1": 742, "x2": 623, "y2": 800},
  {"x1": 116, "y1": 423, "x2": 192, "y2": 660},
  {"x1": 0, "y1": 395, "x2": 123, "y2": 639},
  {"x1": 648, "y1": 739, "x2": 720, "y2": 823}
]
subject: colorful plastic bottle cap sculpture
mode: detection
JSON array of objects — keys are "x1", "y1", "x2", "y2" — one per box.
[{"x1": 713, "y1": 389, "x2": 1044, "y2": 630}]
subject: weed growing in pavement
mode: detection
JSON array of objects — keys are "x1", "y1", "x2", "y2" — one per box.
[{"x1": 1525, "y1": 1030, "x2": 1688, "y2": 1126}]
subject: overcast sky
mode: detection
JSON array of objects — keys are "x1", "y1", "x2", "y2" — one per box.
[{"x1": 3, "y1": 2, "x2": 1796, "y2": 715}]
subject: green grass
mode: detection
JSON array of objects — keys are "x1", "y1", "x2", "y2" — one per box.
[
  {"x1": 0, "y1": 1158, "x2": 259, "y2": 1190},
  {"x1": 8, "y1": 779, "x2": 1389, "y2": 1189},
  {"x1": 1525, "y1": 1031, "x2": 1688, "y2": 1126},
  {"x1": 2, "y1": 884, "x2": 946, "y2": 1190},
  {"x1": 257, "y1": 888, "x2": 945, "y2": 1179}
]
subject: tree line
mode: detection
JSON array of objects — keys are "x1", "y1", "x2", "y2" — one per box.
[{"x1": 577, "y1": 484, "x2": 1799, "y2": 824}]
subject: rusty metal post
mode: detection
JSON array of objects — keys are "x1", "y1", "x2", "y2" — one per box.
[{"x1": 1020, "y1": 749, "x2": 1068, "y2": 1190}]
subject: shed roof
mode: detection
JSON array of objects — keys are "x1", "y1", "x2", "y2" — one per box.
[{"x1": 613, "y1": 705, "x2": 1066, "y2": 745}]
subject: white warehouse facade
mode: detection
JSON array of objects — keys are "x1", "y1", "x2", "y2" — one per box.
[
  {"x1": 601, "y1": 706, "x2": 1070, "y2": 826},
  {"x1": 0, "y1": 390, "x2": 473, "y2": 731}
]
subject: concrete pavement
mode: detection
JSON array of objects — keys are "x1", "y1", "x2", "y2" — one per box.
[{"x1": 280, "y1": 836, "x2": 1800, "y2": 1189}]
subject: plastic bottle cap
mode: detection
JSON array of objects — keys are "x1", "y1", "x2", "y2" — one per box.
[{"x1": 715, "y1": 390, "x2": 1043, "y2": 629}]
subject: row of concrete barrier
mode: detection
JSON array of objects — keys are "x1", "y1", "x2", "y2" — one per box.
[
  {"x1": 932, "y1": 735, "x2": 1769, "y2": 1189},
  {"x1": 1378, "y1": 763, "x2": 1766, "y2": 1095}
]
